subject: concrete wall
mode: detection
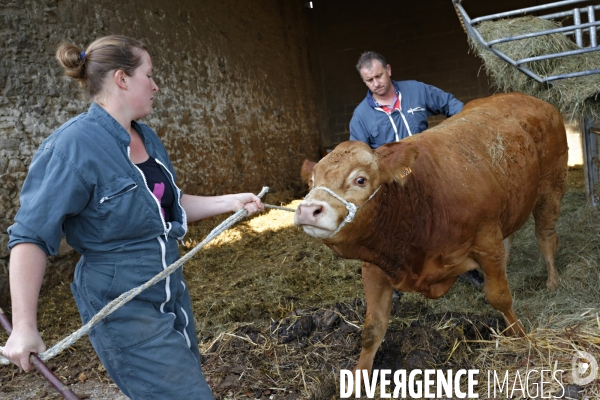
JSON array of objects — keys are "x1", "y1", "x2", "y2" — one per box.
[{"x1": 0, "y1": 0, "x2": 322, "y2": 306}]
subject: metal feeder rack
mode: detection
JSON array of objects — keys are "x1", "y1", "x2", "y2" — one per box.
[{"x1": 453, "y1": 0, "x2": 600, "y2": 206}]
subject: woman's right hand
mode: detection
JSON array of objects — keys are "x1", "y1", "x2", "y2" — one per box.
[
  {"x1": 3, "y1": 325, "x2": 46, "y2": 371},
  {"x1": 5, "y1": 242, "x2": 48, "y2": 371}
]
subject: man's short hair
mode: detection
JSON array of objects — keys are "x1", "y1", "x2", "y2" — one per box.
[{"x1": 356, "y1": 51, "x2": 388, "y2": 74}]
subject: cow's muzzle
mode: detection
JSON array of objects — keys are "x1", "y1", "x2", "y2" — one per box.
[{"x1": 297, "y1": 185, "x2": 381, "y2": 239}]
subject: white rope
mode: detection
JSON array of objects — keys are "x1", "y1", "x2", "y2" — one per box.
[
  {"x1": 304, "y1": 185, "x2": 381, "y2": 238},
  {"x1": 1, "y1": 187, "x2": 274, "y2": 366},
  {"x1": 264, "y1": 204, "x2": 296, "y2": 212}
]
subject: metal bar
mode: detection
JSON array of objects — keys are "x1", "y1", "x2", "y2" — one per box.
[
  {"x1": 575, "y1": 8, "x2": 583, "y2": 47},
  {"x1": 0, "y1": 308, "x2": 81, "y2": 400},
  {"x1": 486, "y1": 21, "x2": 600, "y2": 46},
  {"x1": 453, "y1": 0, "x2": 600, "y2": 83},
  {"x1": 590, "y1": 6, "x2": 597, "y2": 47},
  {"x1": 454, "y1": 2, "x2": 546, "y2": 83},
  {"x1": 583, "y1": 117, "x2": 599, "y2": 207},
  {"x1": 545, "y1": 68, "x2": 600, "y2": 82},
  {"x1": 469, "y1": 0, "x2": 589, "y2": 24},
  {"x1": 482, "y1": 46, "x2": 547, "y2": 83},
  {"x1": 516, "y1": 45, "x2": 600, "y2": 65},
  {"x1": 484, "y1": 46, "x2": 600, "y2": 83},
  {"x1": 540, "y1": 4, "x2": 600, "y2": 20}
]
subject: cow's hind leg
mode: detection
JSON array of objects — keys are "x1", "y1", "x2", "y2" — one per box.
[
  {"x1": 503, "y1": 234, "x2": 514, "y2": 261},
  {"x1": 475, "y1": 228, "x2": 526, "y2": 337},
  {"x1": 532, "y1": 180, "x2": 566, "y2": 291},
  {"x1": 352, "y1": 262, "x2": 394, "y2": 388}
]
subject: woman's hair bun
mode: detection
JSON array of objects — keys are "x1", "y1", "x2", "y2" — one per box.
[{"x1": 56, "y1": 42, "x2": 86, "y2": 80}]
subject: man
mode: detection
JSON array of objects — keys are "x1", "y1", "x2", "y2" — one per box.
[
  {"x1": 349, "y1": 51, "x2": 483, "y2": 287},
  {"x1": 350, "y1": 51, "x2": 464, "y2": 146}
]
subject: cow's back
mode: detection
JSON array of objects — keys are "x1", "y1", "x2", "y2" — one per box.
[
  {"x1": 403, "y1": 92, "x2": 568, "y2": 240},
  {"x1": 461, "y1": 92, "x2": 568, "y2": 179}
]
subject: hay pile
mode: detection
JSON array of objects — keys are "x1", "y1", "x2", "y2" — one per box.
[{"x1": 470, "y1": 16, "x2": 600, "y2": 121}]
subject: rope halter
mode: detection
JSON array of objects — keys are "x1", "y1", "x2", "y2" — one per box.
[{"x1": 304, "y1": 185, "x2": 381, "y2": 238}]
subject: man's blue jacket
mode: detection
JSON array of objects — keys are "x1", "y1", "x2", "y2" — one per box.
[{"x1": 349, "y1": 80, "x2": 464, "y2": 148}]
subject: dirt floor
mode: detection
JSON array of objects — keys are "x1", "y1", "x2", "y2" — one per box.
[{"x1": 1, "y1": 166, "x2": 599, "y2": 399}]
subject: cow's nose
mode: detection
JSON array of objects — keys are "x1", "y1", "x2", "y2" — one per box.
[
  {"x1": 311, "y1": 204, "x2": 323, "y2": 217},
  {"x1": 294, "y1": 204, "x2": 325, "y2": 225}
]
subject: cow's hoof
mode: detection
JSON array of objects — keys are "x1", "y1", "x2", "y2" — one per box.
[
  {"x1": 458, "y1": 270, "x2": 484, "y2": 288},
  {"x1": 546, "y1": 278, "x2": 559, "y2": 292}
]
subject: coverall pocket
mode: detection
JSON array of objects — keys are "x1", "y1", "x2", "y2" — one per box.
[
  {"x1": 97, "y1": 176, "x2": 144, "y2": 241},
  {"x1": 81, "y1": 259, "x2": 118, "y2": 312},
  {"x1": 98, "y1": 176, "x2": 138, "y2": 205},
  {"x1": 101, "y1": 253, "x2": 168, "y2": 305},
  {"x1": 81, "y1": 255, "x2": 173, "y2": 349}
]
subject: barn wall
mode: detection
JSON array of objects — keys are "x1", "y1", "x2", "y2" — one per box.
[
  {"x1": 0, "y1": 0, "x2": 322, "y2": 306},
  {"x1": 309, "y1": 0, "x2": 550, "y2": 147}
]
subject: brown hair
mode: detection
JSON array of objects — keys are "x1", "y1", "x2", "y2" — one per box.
[
  {"x1": 56, "y1": 35, "x2": 148, "y2": 100},
  {"x1": 356, "y1": 51, "x2": 388, "y2": 74}
]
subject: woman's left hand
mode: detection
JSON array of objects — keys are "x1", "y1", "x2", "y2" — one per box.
[
  {"x1": 181, "y1": 192, "x2": 265, "y2": 222},
  {"x1": 230, "y1": 193, "x2": 264, "y2": 216}
]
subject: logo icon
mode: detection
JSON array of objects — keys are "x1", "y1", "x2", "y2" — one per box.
[
  {"x1": 407, "y1": 107, "x2": 425, "y2": 114},
  {"x1": 572, "y1": 351, "x2": 598, "y2": 385}
]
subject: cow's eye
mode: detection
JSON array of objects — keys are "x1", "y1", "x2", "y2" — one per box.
[{"x1": 355, "y1": 177, "x2": 367, "y2": 186}]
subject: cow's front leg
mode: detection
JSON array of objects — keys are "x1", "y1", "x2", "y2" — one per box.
[
  {"x1": 353, "y1": 262, "x2": 394, "y2": 385},
  {"x1": 475, "y1": 231, "x2": 526, "y2": 337}
]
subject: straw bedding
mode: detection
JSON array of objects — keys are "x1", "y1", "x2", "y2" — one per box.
[{"x1": 0, "y1": 168, "x2": 598, "y2": 399}]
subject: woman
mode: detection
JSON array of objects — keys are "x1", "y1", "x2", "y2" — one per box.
[{"x1": 3, "y1": 35, "x2": 262, "y2": 399}]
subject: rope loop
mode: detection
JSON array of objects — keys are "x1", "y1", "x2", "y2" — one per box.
[{"x1": 305, "y1": 185, "x2": 380, "y2": 238}]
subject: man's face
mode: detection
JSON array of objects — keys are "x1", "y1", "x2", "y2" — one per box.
[{"x1": 359, "y1": 61, "x2": 393, "y2": 99}]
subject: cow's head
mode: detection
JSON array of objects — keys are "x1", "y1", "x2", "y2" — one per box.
[{"x1": 294, "y1": 140, "x2": 418, "y2": 240}]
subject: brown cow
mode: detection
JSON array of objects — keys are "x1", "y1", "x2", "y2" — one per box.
[{"x1": 294, "y1": 93, "x2": 568, "y2": 381}]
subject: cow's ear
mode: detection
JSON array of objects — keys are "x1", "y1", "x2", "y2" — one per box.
[
  {"x1": 375, "y1": 142, "x2": 419, "y2": 184},
  {"x1": 300, "y1": 159, "x2": 316, "y2": 185}
]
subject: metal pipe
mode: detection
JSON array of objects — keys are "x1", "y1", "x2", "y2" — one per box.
[
  {"x1": 486, "y1": 20, "x2": 600, "y2": 46},
  {"x1": 0, "y1": 308, "x2": 81, "y2": 400},
  {"x1": 545, "y1": 68, "x2": 600, "y2": 82},
  {"x1": 454, "y1": 2, "x2": 546, "y2": 83},
  {"x1": 574, "y1": 8, "x2": 583, "y2": 47},
  {"x1": 540, "y1": 4, "x2": 600, "y2": 20},
  {"x1": 516, "y1": 45, "x2": 600, "y2": 65},
  {"x1": 470, "y1": 0, "x2": 589, "y2": 24},
  {"x1": 590, "y1": 6, "x2": 597, "y2": 47},
  {"x1": 453, "y1": 0, "x2": 600, "y2": 83}
]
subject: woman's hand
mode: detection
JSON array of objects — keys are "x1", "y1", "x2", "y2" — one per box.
[
  {"x1": 228, "y1": 192, "x2": 264, "y2": 216},
  {"x1": 5, "y1": 242, "x2": 48, "y2": 371},
  {"x1": 181, "y1": 192, "x2": 264, "y2": 222},
  {"x1": 3, "y1": 325, "x2": 46, "y2": 372}
]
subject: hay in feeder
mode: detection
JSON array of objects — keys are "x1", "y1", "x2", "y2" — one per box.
[{"x1": 470, "y1": 16, "x2": 600, "y2": 121}]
